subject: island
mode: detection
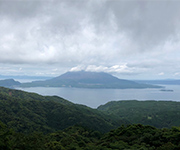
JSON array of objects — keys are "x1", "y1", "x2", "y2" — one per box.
[{"x1": 20, "y1": 71, "x2": 162, "y2": 89}]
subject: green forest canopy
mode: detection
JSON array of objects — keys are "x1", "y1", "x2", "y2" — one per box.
[{"x1": 1, "y1": 87, "x2": 180, "y2": 149}]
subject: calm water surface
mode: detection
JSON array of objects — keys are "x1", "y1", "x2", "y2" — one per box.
[{"x1": 17, "y1": 85, "x2": 180, "y2": 108}]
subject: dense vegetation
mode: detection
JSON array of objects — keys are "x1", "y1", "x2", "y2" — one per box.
[
  {"x1": 0, "y1": 87, "x2": 127, "y2": 133},
  {"x1": 20, "y1": 71, "x2": 161, "y2": 89},
  {"x1": 1, "y1": 86, "x2": 180, "y2": 149},
  {"x1": 1, "y1": 122, "x2": 180, "y2": 150},
  {"x1": 98, "y1": 100, "x2": 180, "y2": 128}
]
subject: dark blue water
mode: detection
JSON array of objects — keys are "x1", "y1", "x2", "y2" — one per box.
[{"x1": 17, "y1": 85, "x2": 180, "y2": 108}]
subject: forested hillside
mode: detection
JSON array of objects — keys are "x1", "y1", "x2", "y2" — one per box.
[
  {"x1": 1, "y1": 87, "x2": 180, "y2": 149},
  {"x1": 0, "y1": 87, "x2": 127, "y2": 133},
  {"x1": 98, "y1": 100, "x2": 180, "y2": 128}
]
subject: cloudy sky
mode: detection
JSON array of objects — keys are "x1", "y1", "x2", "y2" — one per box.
[{"x1": 1, "y1": 0, "x2": 180, "y2": 80}]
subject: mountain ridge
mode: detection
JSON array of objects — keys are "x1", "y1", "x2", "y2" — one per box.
[
  {"x1": 0, "y1": 86, "x2": 127, "y2": 133},
  {"x1": 21, "y1": 71, "x2": 161, "y2": 89},
  {"x1": 135, "y1": 79, "x2": 180, "y2": 85},
  {"x1": 1, "y1": 86, "x2": 180, "y2": 133},
  {"x1": 0, "y1": 79, "x2": 21, "y2": 88},
  {"x1": 98, "y1": 100, "x2": 180, "y2": 128}
]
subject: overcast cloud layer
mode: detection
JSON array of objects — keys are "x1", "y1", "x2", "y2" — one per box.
[{"x1": 1, "y1": 0, "x2": 180, "y2": 79}]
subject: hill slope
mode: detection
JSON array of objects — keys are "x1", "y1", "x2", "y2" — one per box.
[
  {"x1": 0, "y1": 87, "x2": 127, "y2": 133},
  {"x1": 0, "y1": 79, "x2": 21, "y2": 88},
  {"x1": 21, "y1": 71, "x2": 161, "y2": 89},
  {"x1": 98, "y1": 100, "x2": 180, "y2": 128}
]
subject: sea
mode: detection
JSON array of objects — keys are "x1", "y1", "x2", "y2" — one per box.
[{"x1": 16, "y1": 85, "x2": 180, "y2": 108}]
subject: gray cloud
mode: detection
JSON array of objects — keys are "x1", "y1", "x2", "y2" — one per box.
[
  {"x1": 0, "y1": 0, "x2": 41, "y2": 20},
  {"x1": 108, "y1": 1, "x2": 180, "y2": 48},
  {"x1": 0, "y1": 0, "x2": 180, "y2": 79}
]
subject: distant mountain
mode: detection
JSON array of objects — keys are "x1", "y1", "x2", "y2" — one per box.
[
  {"x1": 21, "y1": 71, "x2": 161, "y2": 89},
  {"x1": 135, "y1": 79, "x2": 180, "y2": 85},
  {"x1": 0, "y1": 79, "x2": 21, "y2": 88},
  {"x1": 0, "y1": 75, "x2": 51, "y2": 79}
]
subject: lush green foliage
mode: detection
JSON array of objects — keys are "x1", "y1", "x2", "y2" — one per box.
[
  {"x1": 0, "y1": 87, "x2": 127, "y2": 134},
  {"x1": 1, "y1": 87, "x2": 180, "y2": 149},
  {"x1": 98, "y1": 124, "x2": 180, "y2": 150},
  {"x1": 98, "y1": 100, "x2": 180, "y2": 128},
  {"x1": 1, "y1": 122, "x2": 180, "y2": 150}
]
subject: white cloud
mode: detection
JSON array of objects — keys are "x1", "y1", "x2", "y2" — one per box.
[
  {"x1": 158, "y1": 72, "x2": 165, "y2": 76},
  {"x1": 70, "y1": 64, "x2": 136, "y2": 75},
  {"x1": 0, "y1": 0, "x2": 180, "y2": 79},
  {"x1": 174, "y1": 72, "x2": 180, "y2": 76}
]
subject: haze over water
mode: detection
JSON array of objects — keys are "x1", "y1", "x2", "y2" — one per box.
[{"x1": 17, "y1": 85, "x2": 180, "y2": 108}]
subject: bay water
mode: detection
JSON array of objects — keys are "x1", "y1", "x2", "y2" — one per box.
[{"x1": 16, "y1": 85, "x2": 180, "y2": 108}]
